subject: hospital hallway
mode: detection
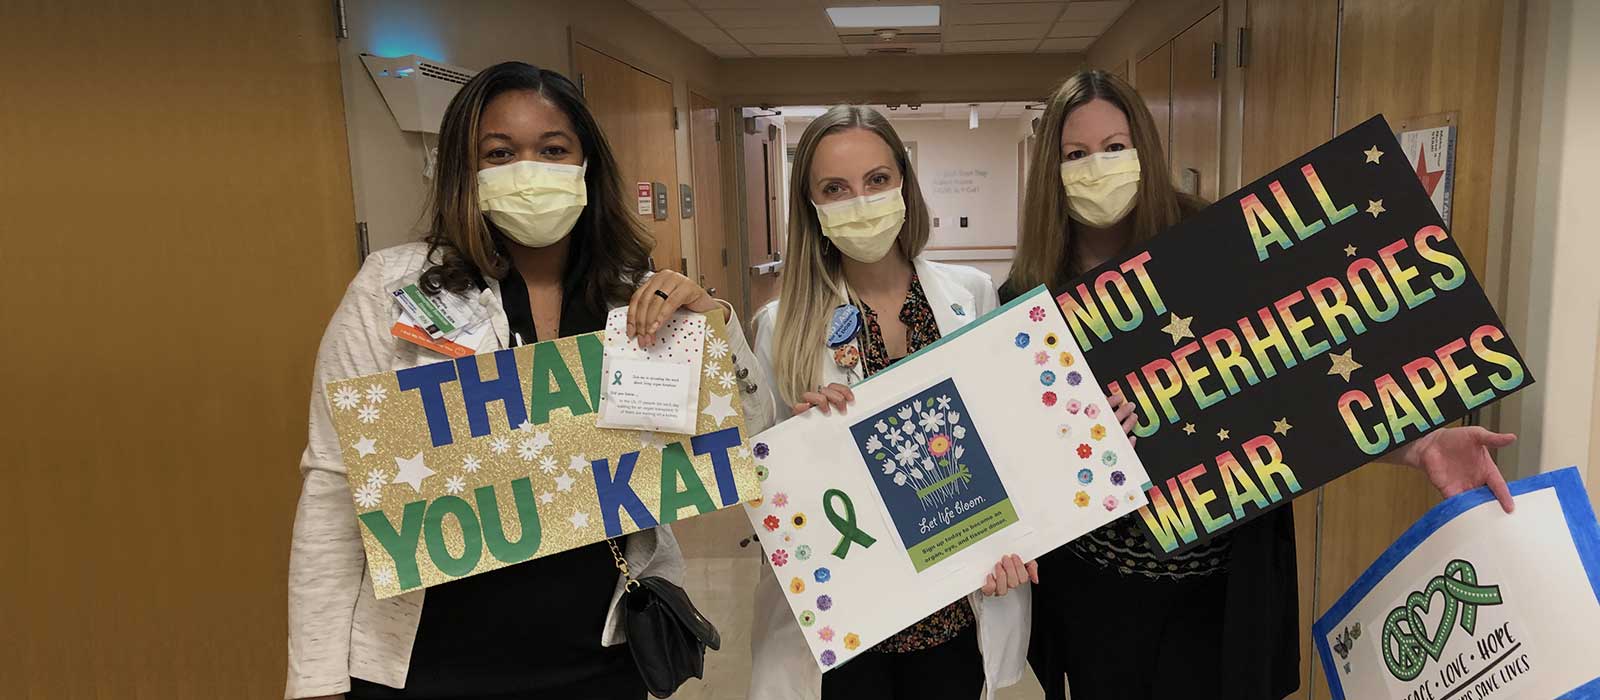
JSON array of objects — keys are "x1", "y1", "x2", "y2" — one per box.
[{"x1": 3, "y1": 1, "x2": 1598, "y2": 699}]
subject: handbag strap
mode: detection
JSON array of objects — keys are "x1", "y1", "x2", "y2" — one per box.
[{"x1": 605, "y1": 538, "x2": 641, "y2": 592}]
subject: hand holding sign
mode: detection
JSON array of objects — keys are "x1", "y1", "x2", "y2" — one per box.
[
  {"x1": 1061, "y1": 115, "x2": 1533, "y2": 556},
  {"x1": 1396, "y1": 425, "x2": 1517, "y2": 513}
]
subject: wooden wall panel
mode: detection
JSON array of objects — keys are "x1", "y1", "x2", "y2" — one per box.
[
  {"x1": 1170, "y1": 9, "x2": 1224, "y2": 201},
  {"x1": 1135, "y1": 43, "x2": 1174, "y2": 155},
  {"x1": 1310, "y1": 1, "x2": 1507, "y2": 697},
  {"x1": 0, "y1": 1, "x2": 354, "y2": 697},
  {"x1": 1240, "y1": 0, "x2": 1340, "y2": 696}
]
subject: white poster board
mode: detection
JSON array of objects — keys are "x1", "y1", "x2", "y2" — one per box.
[
  {"x1": 1315, "y1": 467, "x2": 1600, "y2": 700},
  {"x1": 744, "y1": 286, "x2": 1151, "y2": 670}
]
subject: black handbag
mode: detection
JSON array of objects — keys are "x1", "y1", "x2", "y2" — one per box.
[{"x1": 606, "y1": 539, "x2": 721, "y2": 698}]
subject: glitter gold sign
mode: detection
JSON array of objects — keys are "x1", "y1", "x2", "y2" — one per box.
[{"x1": 325, "y1": 314, "x2": 760, "y2": 598}]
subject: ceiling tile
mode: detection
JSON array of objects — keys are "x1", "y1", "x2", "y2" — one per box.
[
  {"x1": 945, "y1": 23, "x2": 1048, "y2": 41},
  {"x1": 675, "y1": 25, "x2": 738, "y2": 43},
  {"x1": 943, "y1": 39, "x2": 1040, "y2": 53},
  {"x1": 944, "y1": 2, "x2": 1065, "y2": 25},
  {"x1": 703, "y1": 43, "x2": 754, "y2": 57},
  {"x1": 630, "y1": 0, "x2": 691, "y2": 10},
  {"x1": 746, "y1": 43, "x2": 848, "y2": 57},
  {"x1": 1038, "y1": 36, "x2": 1093, "y2": 51},
  {"x1": 690, "y1": 0, "x2": 818, "y2": 8},
  {"x1": 1049, "y1": 18, "x2": 1111, "y2": 37},
  {"x1": 1059, "y1": 0, "x2": 1131, "y2": 21},
  {"x1": 650, "y1": 9, "x2": 717, "y2": 29},
  {"x1": 703, "y1": 8, "x2": 827, "y2": 28},
  {"x1": 728, "y1": 25, "x2": 839, "y2": 43}
]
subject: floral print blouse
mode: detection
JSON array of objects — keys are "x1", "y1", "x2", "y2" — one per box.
[{"x1": 857, "y1": 271, "x2": 976, "y2": 653}]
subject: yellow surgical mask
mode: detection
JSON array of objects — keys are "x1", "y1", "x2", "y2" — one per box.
[
  {"x1": 812, "y1": 186, "x2": 906, "y2": 263},
  {"x1": 477, "y1": 160, "x2": 588, "y2": 248},
  {"x1": 1060, "y1": 149, "x2": 1141, "y2": 228}
]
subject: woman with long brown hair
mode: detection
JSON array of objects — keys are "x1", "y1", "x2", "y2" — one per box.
[
  {"x1": 748, "y1": 105, "x2": 1034, "y2": 700},
  {"x1": 1007, "y1": 69, "x2": 1517, "y2": 699},
  {"x1": 285, "y1": 61, "x2": 773, "y2": 700}
]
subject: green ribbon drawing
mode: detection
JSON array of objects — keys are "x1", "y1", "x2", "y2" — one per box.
[
  {"x1": 823, "y1": 488, "x2": 877, "y2": 558},
  {"x1": 915, "y1": 464, "x2": 972, "y2": 500},
  {"x1": 612, "y1": 370, "x2": 623, "y2": 386},
  {"x1": 1381, "y1": 559, "x2": 1504, "y2": 681}
]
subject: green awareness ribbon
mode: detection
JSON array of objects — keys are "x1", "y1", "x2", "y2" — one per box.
[
  {"x1": 1381, "y1": 559, "x2": 1504, "y2": 682},
  {"x1": 612, "y1": 370, "x2": 623, "y2": 386},
  {"x1": 823, "y1": 488, "x2": 877, "y2": 558}
]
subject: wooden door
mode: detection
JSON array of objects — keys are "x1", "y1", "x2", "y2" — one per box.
[
  {"x1": 743, "y1": 114, "x2": 785, "y2": 312},
  {"x1": 1240, "y1": 1, "x2": 1340, "y2": 697},
  {"x1": 0, "y1": 1, "x2": 354, "y2": 697},
  {"x1": 689, "y1": 92, "x2": 729, "y2": 301},
  {"x1": 1135, "y1": 43, "x2": 1173, "y2": 157},
  {"x1": 1169, "y1": 9, "x2": 1224, "y2": 201},
  {"x1": 574, "y1": 43, "x2": 683, "y2": 274}
]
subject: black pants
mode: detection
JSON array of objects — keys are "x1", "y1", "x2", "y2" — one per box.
[
  {"x1": 822, "y1": 624, "x2": 985, "y2": 700},
  {"x1": 1031, "y1": 551, "x2": 1226, "y2": 699}
]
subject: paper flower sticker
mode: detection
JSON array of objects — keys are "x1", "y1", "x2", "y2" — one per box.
[
  {"x1": 820, "y1": 650, "x2": 837, "y2": 666},
  {"x1": 1042, "y1": 391, "x2": 1058, "y2": 407},
  {"x1": 1074, "y1": 491, "x2": 1090, "y2": 508},
  {"x1": 1077, "y1": 468, "x2": 1094, "y2": 485},
  {"x1": 1090, "y1": 424, "x2": 1107, "y2": 441},
  {"x1": 1044, "y1": 332, "x2": 1059, "y2": 348},
  {"x1": 755, "y1": 465, "x2": 769, "y2": 482},
  {"x1": 814, "y1": 569, "x2": 831, "y2": 584},
  {"x1": 800, "y1": 611, "x2": 816, "y2": 626},
  {"x1": 1066, "y1": 371, "x2": 1083, "y2": 386},
  {"x1": 789, "y1": 577, "x2": 806, "y2": 594},
  {"x1": 771, "y1": 549, "x2": 789, "y2": 566},
  {"x1": 1102, "y1": 451, "x2": 1119, "y2": 467},
  {"x1": 1034, "y1": 350, "x2": 1049, "y2": 365},
  {"x1": 844, "y1": 633, "x2": 862, "y2": 651},
  {"x1": 771, "y1": 492, "x2": 789, "y2": 508},
  {"x1": 1084, "y1": 402, "x2": 1100, "y2": 419},
  {"x1": 1029, "y1": 305, "x2": 1046, "y2": 321},
  {"x1": 1103, "y1": 495, "x2": 1119, "y2": 511},
  {"x1": 1065, "y1": 399, "x2": 1082, "y2": 415},
  {"x1": 1041, "y1": 370, "x2": 1057, "y2": 386},
  {"x1": 1058, "y1": 351, "x2": 1075, "y2": 367},
  {"x1": 754, "y1": 442, "x2": 770, "y2": 459},
  {"x1": 1014, "y1": 332, "x2": 1030, "y2": 348},
  {"x1": 1110, "y1": 471, "x2": 1126, "y2": 486},
  {"x1": 763, "y1": 515, "x2": 780, "y2": 531},
  {"x1": 1076, "y1": 443, "x2": 1093, "y2": 459},
  {"x1": 818, "y1": 626, "x2": 835, "y2": 642},
  {"x1": 791, "y1": 513, "x2": 807, "y2": 529},
  {"x1": 795, "y1": 544, "x2": 813, "y2": 561},
  {"x1": 817, "y1": 593, "x2": 833, "y2": 610}
]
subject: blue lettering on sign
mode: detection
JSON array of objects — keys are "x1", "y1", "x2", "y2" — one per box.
[
  {"x1": 396, "y1": 360, "x2": 460, "y2": 447},
  {"x1": 592, "y1": 451, "x2": 658, "y2": 536},
  {"x1": 691, "y1": 427, "x2": 744, "y2": 506},
  {"x1": 456, "y1": 349, "x2": 529, "y2": 438}
]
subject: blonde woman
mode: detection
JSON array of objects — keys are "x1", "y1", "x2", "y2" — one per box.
[
  {"x1": 747, "y1": 105, "x2": 1034, "y2": 700},
  {"x1": 286, "y1": 62, "x2": 773, "y2": 700},
  {"x1": 1005, "y1": 69, "x2": 1518, "y2": 700}
]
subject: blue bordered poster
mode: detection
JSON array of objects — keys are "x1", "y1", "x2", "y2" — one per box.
[{"x1": 1314, "y1": 467, "x2": 1600, "y2": 699}]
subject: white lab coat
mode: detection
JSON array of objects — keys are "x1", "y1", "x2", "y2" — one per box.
[{"x1": 745, "y1": 257, "x2": 1030, "y2": 700}]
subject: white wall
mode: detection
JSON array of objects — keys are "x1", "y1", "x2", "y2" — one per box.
[
  {"x1": 781, "y1": 111, "x2": 1025, "y2": 283},
  {"x1": 1499, "y1": 0, "x2": 1600, "y2": 501},
  {"x1": 336, "y1": 0, "x2": 718, "y2": 260}
]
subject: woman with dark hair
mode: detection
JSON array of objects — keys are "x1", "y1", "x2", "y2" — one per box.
[
  {"x1": 285, "y1": 61, "x2": 775, "y2": 700},
  {"x1": 1008, "y1": 68, "x2": 1516, "y2": 700}
]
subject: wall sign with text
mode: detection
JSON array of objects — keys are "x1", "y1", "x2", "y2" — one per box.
[{"x1": 1059, "y1": 115, "x2": 1533, "y2": 555}]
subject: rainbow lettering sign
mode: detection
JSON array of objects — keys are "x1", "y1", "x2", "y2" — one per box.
[
  {"x1": 1059, "y1": 115, "x2": 1533, "y2": 556},
  {"x1": 324, "y1": 313, "x2": 760, "y2": 598}
]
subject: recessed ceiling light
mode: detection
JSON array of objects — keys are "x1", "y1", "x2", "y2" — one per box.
[{"x1": 826, "y1": 5, "x2": 940, "y2": 28}]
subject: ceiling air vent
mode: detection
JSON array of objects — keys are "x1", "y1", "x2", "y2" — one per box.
[{"x1": 866, "y1": 47, "x2": 917, "y2": 55}]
